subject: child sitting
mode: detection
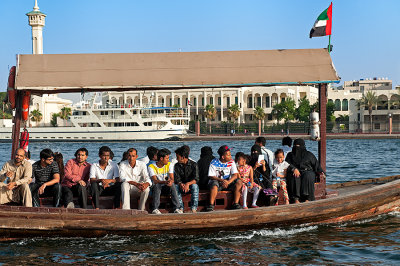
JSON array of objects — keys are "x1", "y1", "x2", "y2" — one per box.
[
  {"x1": 271, "y1": 149, "x2": 290, "y2": 205},
  {"x1": 235, "y1": 152, "x2": 260, "y2": 209}
]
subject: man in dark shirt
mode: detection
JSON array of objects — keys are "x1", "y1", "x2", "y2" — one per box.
[
  {"x1": 173, "y1": 145, "x2": 199, "y2": 213},
  {"x1": 29, "y1": 149, "x2": 62, "y2": 207}
]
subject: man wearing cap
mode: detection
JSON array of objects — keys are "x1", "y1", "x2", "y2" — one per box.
[{"x1": 206, "y1": 145, "x2": 242, "y2": 211}]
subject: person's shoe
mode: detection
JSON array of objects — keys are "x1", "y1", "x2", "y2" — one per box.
[
  {"x1": 174, "y1": 209, "x2": 183, "y2": 214},
  {"x1": 152, "y1": 209, "x2": 162, "y2": 214},
  {"x1": 232, "y1": 203, "x2": 241, "y2": 210},
  {"x1": 205, "y1": 205, "x2": 214, "y2": 212},
  {"x1": 66, "y1": 202, "x2": 75, "y2": 209},
  {"x1": 190, "y1": 208, "x2": 197, "y2": 213},
  {"x1": 251, "y1": 205, "x2": 259, "y2": 208}
]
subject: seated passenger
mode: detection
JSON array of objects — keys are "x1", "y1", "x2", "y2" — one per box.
[
  {"x1": 197, "y1": 146, "x2": 215, "y2": 190},
  {"x1": 281, "y1": 136, "x2": 293, "y2": 158},
  {"x1": 173, "y1": 145, "x2": 199, "y2": 213},
  {"x1": 119, "y1": 148, "x2": 151, "y2": 211},
  {"x1": 206, "y1": 145, "x2": 242, "y2": 211},
  {"x1": 30, "y1": 149, "x2": 62, "y2": 207},
  {"x1": 0, "y1": 148, "x2": 32, "y2": 207},
  {"x1": 148, "y1": 148, "x2": 180, "y2": 214},
  {"x1": 285, "y1": 139, "x2": 324, "y2": 203},
  {"x1": 271, "y1": 149, "x2": 290, "y2": 205},
  {"x1": 139, "y1": 146, "x2": 158, "y2": 167},
  {"x1": 235, "y1": 152, "x2": 260, "y2": 209},
  {"x1": 61, "y1": 148, "x2": 91, "y2": 209},
  {"x1": 89, "y1": 146, "x2": 121, "y2": 209}
]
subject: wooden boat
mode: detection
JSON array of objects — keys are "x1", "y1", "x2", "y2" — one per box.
[{"x1": 0, "y1": 175, "x2": 399, "y2": 238}]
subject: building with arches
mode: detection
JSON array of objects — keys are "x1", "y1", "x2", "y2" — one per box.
[
  {"x1": 329, "y1": 78, "x2": 400, "y2": 132},
  {"x1": 102, "y1": 84, "x2": 319, "y2": 125}
]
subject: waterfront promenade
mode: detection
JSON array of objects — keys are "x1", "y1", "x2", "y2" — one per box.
[{"x1": 185, "y1": 133, "x2": 400, "y2": 141}]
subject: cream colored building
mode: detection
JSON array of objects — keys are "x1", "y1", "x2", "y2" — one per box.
[
  {"x1": 104, "y1": 85, "x2": 319, "y2": 124},
  {"x1": 328, "y1": 78, "x2": 400, "y2": 132},
  {"x1": 30, "y1": 94, "x2": 72, "y2": 126}
]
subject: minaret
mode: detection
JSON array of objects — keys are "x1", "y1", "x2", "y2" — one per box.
[{"x1": 26, "y1": 0, "x2": 46, "y2": 54}]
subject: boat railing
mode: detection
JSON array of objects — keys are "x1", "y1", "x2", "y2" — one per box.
[{"x1": 75, "y1": 103, "x2": 189, "y2": 110}]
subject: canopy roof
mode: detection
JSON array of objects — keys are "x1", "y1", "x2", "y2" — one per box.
[{"x1": 15, "y1": 48, "x2": 339, "y2": 93}]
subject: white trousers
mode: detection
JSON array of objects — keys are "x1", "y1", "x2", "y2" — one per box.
[{"x1": 121, "y1": 182, "x2": 150, "y2": 211}]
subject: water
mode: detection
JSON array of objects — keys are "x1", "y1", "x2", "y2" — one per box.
[{"x1": 0, "y1": 139, "x2": 399, "y2": 264}]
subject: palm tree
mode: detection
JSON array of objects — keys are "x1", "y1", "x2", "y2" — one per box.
[
  {"x1": 30, "y1": 109, "x2": 42, "y2": 126},
  {"x1": 358, "y1": 91, "x2": 378, "y2": 132},
  {"x1": 204, "y1": 104, "x2": 217, "y2": 133},
  {"x1": 227, "y1": 104, "x2": 241, "y2": 132},
  {"x1": 58, "y1": 106, "x2": 72, "y2": 126},
  {"x1": 254, "y1": 106, "x2": 265, "y2": 136},
  {"x1": 50, "y1": 113, "x2": 59, "y2": 127},
  {"x1": 271, "y1": 98, "x2": 296, "y2": 124}
]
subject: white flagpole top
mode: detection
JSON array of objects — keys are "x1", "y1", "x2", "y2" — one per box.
[{"x1": 33, "y1": 0, "x2": 39, "y2": 11}]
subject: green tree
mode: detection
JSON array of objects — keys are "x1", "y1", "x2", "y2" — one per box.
[
  {"x1": 50, "y1": 113, "x2": 59, "y2": 127},
  {"x1": 227, "y1": 104, "x2": 241, "y2": 131},
  {"x1": 272, "y1": 98, "x2": 296, "y2": 124},
  {"x1": 311, "y1": 101, "x2": 336, "y2": 122},
  {"x1": 358, "y1": 91, "x2": 378, "y2": 132},
  {"x1": 30, "y1": 109, "x2": 43, "y2": 125},
  {"x1": 58, "y1": 106, "x2": 72, "y2": 126},
  {"x1": 254, "y1": 106, "x2": 265, "y2": 136},
  {"x1": 336, "y1": 114, "x2": 349, "y2": 122},
  {"x1": 0, "y1": 92, "x2": 12, "y2": 119},
  {"x1": 295, "y1": 96, "x2": 312, "y2": 122},
  {"x1": 204, "y1": 104, "x2": 217, "y2": 133}
]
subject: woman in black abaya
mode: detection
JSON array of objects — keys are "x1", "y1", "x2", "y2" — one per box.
[{"x1": 285, "y1": 139, "x2": 323, "y2": 203}]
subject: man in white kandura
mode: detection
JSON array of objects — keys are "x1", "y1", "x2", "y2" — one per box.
[{"x1": 119, "y1": 148, "x2": 151, "y2": 211}]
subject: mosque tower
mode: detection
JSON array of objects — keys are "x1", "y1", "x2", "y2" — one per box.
[{"x1": 26, "y1": 0, "x2": 46, "y2": 54}]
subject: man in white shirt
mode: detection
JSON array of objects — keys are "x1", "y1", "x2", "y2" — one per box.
[
  {"x1": 89, "y1": 146, "x2": 121, "y2": 209},
  {"x1": 119, "y1": 148, "x2": 151, "y2": 211},
  {"x1": 206, "y1": 145, "x2": 242, "y2": 211},
  {"x1": 255, "y1": 137, "x2": 274, "y2": 177}
]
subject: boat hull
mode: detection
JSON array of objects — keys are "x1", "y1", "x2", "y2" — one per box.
[
  {"x1": 0, "y1": 176, "x2": 399, "y2": 237},
  {"x1": 0, "y1": 127, "x2": 187, "y2": 142}
]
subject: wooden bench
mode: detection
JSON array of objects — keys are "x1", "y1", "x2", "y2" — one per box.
[{"x1": 37, "y1": 181, "x2": 327, "y2": 211}]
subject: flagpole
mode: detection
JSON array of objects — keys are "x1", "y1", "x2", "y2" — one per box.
[{"x1": 328, "y1": 35, "x2": 331, "y2": 53}]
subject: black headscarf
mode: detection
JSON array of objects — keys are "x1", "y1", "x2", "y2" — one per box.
[
  {"x1": 197, "y1": 146, "x2": 215, "y2": 189},
  {"x1": 249, "y1": 145, "x2": 262, "y2": 167},
  {"x1": 292, "y1": 139, "x2": 307, "y2": 165}
]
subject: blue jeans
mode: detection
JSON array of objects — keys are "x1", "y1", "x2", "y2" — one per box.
[{"x1": 175, "y1": 183, "x2": 199, "y2": 210}]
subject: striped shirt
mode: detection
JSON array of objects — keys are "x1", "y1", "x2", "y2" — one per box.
[{"x1": 32, "y1": 161, "x2": 60, "y2": 184}]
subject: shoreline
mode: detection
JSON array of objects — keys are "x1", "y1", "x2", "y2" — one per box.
[
  {"x1": 0, "y1": 133, "x2": 399, "y2": 143},
  {"x1": 184, "y1": 133, "x2": 400, "y2": 141}
]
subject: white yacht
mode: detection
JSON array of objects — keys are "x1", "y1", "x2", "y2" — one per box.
[{"x1": 0, "y1": 103, "x2": 189, "y2": 142}]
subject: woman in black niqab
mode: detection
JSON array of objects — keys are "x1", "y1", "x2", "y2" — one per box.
[
  {"x1": 197, "y1": 146, "x2": 215, "y2": 190},
  {"x1": 285, "y1": 139, "x2": 323, "y2": 203}
]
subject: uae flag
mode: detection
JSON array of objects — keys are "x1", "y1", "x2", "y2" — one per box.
[{"x1": 309, "y1": 3, "x2": 332, "y2": 38}]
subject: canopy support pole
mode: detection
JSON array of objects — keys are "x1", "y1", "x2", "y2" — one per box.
[
  {"x1": 318, "y1": 83, "x2": 327, "y2": 172},
  {"x1": 11, "y1": 91, "x2": 22, "y2": 159}
]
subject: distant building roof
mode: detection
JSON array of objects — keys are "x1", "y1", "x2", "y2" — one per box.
[{"x1": 15, "y1": 48, "x2": 340, "y2": 94}]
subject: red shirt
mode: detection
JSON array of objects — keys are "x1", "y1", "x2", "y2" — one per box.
[{"x1": 61, "y1": 159, "x2": 91, "y2": 188}]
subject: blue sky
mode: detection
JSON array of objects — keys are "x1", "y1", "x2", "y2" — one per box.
[{"x1": 1, "y1": 0, "x2": 399, "y2": 101}]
